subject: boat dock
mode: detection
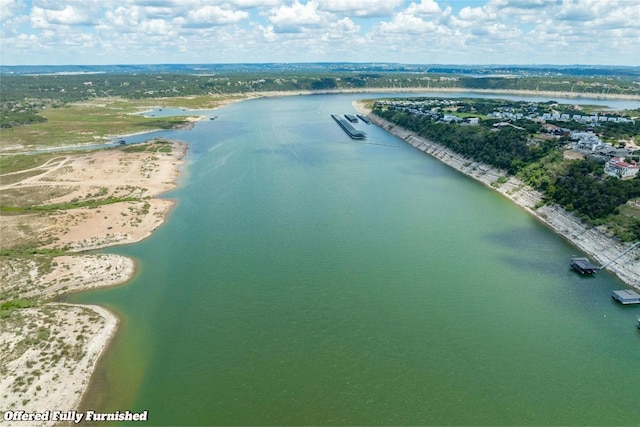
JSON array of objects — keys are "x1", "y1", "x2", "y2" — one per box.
[
  {"x1": 611, "y1": 289, "x2": 640, "y2": 305},
  {"x1": 357, "y1": 114, "x2": 371, "y2": 124},
  {"x1": 570, "y1": 257, "x2": 598, "y2": 274},
  {"x1": 332, "y1": 114, "x2": 367, "y2": 140}
]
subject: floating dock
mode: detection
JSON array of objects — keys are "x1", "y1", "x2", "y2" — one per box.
[
  {"x1": 570, "y1": 257, "x2": 598, "y2": 275},
  {"x1": 332, "y1": 114, "x2": 367, "y2": 139},
  {"x1": 611, "y1": 289, "x2": 640, "y2": 305},
  {"x1": 357, "y1": 114, "x2": 371, "y2": 124}
]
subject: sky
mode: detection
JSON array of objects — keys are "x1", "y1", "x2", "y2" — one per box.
[{"x1": 0, "y1": 0, "x2": 639, "y2": 66}]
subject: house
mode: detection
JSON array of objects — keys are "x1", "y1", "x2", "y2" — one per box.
[
  {"x1": 571, "y1": 131, "x2": 605, "y2": 151},
  {"x1": 604, "y1": 157, "x2": 640, "y2": 179},
  {"x1": 542, "y1": 123, "x2": 561, "y2": 136},
  {"x1": 442, "y1": 115, "x2": 462, "y2": 123}
]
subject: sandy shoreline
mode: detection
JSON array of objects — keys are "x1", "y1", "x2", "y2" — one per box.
[
  {"x1": 353, "y1": 101, "x2": 640, "y2": 291},
  {"x1": 0, "y1": 140, "x2": 186, "y2": 426}
]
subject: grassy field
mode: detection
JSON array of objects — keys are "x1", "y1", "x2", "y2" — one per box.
[
  {"x1": 1, "y1": 104, "x2": 185, "y2": 149},
  {"x1": 449, "y1": 111, "x2": 492, "y2": 120},
  {"x1": 0, "y1": 96, "x2": 239, "y2": 151},
  {"x1": 0, "y1": 153, "x2": 65, "y2": 174}
]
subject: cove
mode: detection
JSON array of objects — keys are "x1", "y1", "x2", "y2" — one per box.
[{"x1": 70, "y1": 93, "x2": 640, "y2": 426}]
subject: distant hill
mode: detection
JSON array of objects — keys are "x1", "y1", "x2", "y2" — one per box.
[{"x1": 2, "y1": 63, "x2": 639, "y2": 78}]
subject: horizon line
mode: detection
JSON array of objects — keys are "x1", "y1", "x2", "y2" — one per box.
[{"x1": 1, "y1": 62, "x2": 639, "y2": 69}]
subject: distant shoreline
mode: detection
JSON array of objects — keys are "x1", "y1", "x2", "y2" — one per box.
[{"x1": 247, "y1": 87, "x2": 640, "y2": 102}]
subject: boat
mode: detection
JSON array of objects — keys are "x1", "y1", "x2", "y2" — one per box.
[
  {"x1": 570, "y1": 257, "x2": 598, "y2": 275},
  {"x1": 637, "y1": 316, "x2": 640, "y2": 329},
  {"x1": 344, "y1": 114, "x2": 358, "y2": 123},
  {"x1": 118, "y1": 139, "x2": 126, "y2": 145}
]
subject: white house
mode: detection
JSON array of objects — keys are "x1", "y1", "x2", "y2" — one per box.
[{"x1": 604, "y1": 157, "x2": 640, "y2": 179}]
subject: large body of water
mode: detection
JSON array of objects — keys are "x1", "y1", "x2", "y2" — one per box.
[{"x1": 71, "y1": 93, "x2": 640, "y2": 426}]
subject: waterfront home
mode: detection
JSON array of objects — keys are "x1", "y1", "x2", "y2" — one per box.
[{"x1": 604, "y1": 157, "x2": 640, "y2": 180}]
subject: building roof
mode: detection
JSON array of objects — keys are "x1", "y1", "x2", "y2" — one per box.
[
  {"x1": 609, "y1": 157, "x2": 639, "y2": 170},
  {"x1": 612, "y1": 289, "x2": 640, "y2": 302},
  {"x1": 571, "y1": 257, "x2": 598, "y2": 271}
]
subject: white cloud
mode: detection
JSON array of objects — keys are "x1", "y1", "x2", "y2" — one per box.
[
  {"x1": 184, "y1": 5, "x2": 248, "y2": 27},
  {"x1": 138, "y1": 18, "x2": 175, "y2": 36},
  {"x1": 267, "y1": 1, "x2": 333, "y2": 33},
  {"x1": 0, "y1": 0, "x2": 24, "y2": 22},
  {"x1": 376, "y1": 13, "x2": 439, "y2": 35},
  {"x1": 406, "y1": 0, "x2": 442, "y2": 16},
  {"x1": 229, "y1": 0, "x2": 281, "y2": 7},
  {"x1": 258, "y1": 24, "x2": 278, "y2": 42},
  {"x1": 30, "y1": 1, "x2": 103, "y2": 28},
  {"x1": 101, "y1": 6, "x2": 143, "y2": 31},
  {"x1": 1, "y1": 0, "x2": 639, "y2": 65},
  {"x1": 316, "y1": 0, "x2": 404, "y2": 18},
  {"x1": 142, "y1": 6, "x2": 176, "y2": 19}
]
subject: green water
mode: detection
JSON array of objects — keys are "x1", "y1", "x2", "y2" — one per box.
[{"x1": 71, "y1": 94, "x2": 640, "y2": 426}]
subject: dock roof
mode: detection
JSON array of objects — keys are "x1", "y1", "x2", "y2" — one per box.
[
  {"x1": 612, "y1": 289, "x2": 640, "y2": 304},
  {"x1": 571, "y1": 258, "x2": 597, "y2": 270}
]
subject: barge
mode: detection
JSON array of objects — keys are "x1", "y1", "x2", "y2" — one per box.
[
  {"x1": 357, "y1": 114, "x2": 371, "y2": 124},
  {"x1": 332, "y1": 114, "x2": 367, "y2": 140},
  {"x1": 570, "y1": 257, "x2": 598, "y2": 275}
]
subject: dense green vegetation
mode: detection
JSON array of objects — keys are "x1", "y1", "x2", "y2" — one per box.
[
  {"x1": 549, "y1": 160, "x2": 640, "y2": 220},
  {"x1": 0, "y1": 298, "x2": 36, "y2": 318},
  {"x1": 1, "y1": 108, "x2": 47, "y2": 128},
  {"x1": 0, "y1": 196, "x2": 139, "y2": 214},
  {"x1": 374, "y1": 101, "x2": 640, "y2": 241},
  {"x1": 379, "y1": 112, "x2": 556, "y2": 174}
]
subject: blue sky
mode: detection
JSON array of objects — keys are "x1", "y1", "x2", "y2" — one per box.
[{"x1": 1, "y1": 0, "x2": 639, "y2": 66}]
